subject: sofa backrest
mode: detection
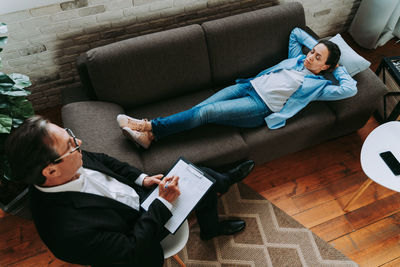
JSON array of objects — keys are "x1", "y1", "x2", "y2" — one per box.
[
  {"x1": 202, "y1": 2, "x2": 306, "y2": 85},
  {"x1": 83, "y1": 24, "x2": 211, "y2": 109}
]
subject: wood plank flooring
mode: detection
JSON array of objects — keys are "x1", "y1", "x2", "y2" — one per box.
[
  {"x1": 1, "y1": 29, "x2": 399, "y2": 267},
  {"x1": 244, "y1": 118, "x2": 400, "y2": 267}
]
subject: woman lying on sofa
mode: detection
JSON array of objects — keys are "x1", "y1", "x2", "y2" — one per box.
[{"x1": 117, "y1": 27, "x2": 357, "y2": 149}]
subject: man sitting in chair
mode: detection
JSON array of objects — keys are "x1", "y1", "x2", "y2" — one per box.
[{"x1": 5, "y1": 116, "x2": 254, "y2": 267}]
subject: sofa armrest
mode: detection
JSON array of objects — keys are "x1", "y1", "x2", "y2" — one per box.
[
  {"x1": 76, "y1": 53, "x2": 98, "y2": 101},
  {"x1": 61, "y1": 85, "x2": 92, "y2": 105},
  {"x1": 326, "y1": 68, "x2": 387, "y2": 132},
  {"x1": 304, "y1": 26, "x2": 320, "y2": 40}
]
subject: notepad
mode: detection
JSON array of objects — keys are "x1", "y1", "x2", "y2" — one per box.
[{"x1": 141, "y1": 158, "x2": 215, "y2": 234}]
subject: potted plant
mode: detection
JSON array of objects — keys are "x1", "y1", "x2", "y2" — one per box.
[{"x1": 0, "y1": 22, "x2": 34, "y2": 218}]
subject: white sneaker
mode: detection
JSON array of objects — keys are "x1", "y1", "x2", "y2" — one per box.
[
  {"x1": 122, "y1": 127, "x2": 153, "y2": 149},
  {"x1": 117, "y1": 114, "x2": 151, "y2": 132}
]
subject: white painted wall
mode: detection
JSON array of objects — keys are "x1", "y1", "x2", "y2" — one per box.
[{"x1": 0, "y1": 0, "x2": 64, "y2": 15}]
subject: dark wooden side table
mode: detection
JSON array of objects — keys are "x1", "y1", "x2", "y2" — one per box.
[{"x1": 375, "y1": 56, "x2": 400, "y2": 122}]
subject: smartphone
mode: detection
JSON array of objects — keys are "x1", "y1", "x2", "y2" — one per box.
[{"x1": 379, "y1": 151, "x2": 400, "y2": 176}]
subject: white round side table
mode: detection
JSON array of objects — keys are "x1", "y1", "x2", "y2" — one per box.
[{"x1": 343, "y1": 121, "x2": 400, "y2": 211}]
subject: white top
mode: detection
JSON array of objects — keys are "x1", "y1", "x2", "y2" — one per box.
[
  {"x1": 361, "y1": 121, "x2": 400, "y2": 192},
  {"x1": 35, "y1": 167, "x2": 172, "y2": 210},
  {"x1": 250, "y1": 67, "x2": 312, "y2": 112}
]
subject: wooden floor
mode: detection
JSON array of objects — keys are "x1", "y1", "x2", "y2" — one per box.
[
  {"x1": 244, "y1": 117, "x2": 400, "y2": 267},
  {"x1": 1, "y1": 34, "x2": 399, "y2": 266}
]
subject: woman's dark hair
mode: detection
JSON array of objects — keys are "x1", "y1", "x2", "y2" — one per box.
[
  {"x1": 5, "y1": 116, "x2": 59, "y2": 185},
  {"x1": 317, "y1": 39, "x2": 341, "y2": 73}
]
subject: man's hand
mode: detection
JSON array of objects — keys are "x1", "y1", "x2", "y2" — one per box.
[
  {"x1": 142, "y1": 174, "x2": 163, "y2": 188},
  {"x1": 159, "y1": 176, "x2": 180, "y2": 203}
]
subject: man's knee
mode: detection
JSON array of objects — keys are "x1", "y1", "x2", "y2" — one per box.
[{"x1": 200, "y1": 167, "x2": 231, "y2": 194}]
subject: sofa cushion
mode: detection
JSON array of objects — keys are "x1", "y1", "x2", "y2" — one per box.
[
  {"x1": 325, "y1": 68, "x2": 387, "y2": 138},
  {"x1": 85, "y1": 24, "x2": 211, "y2": 109},
  {"x1": 142, "y1": 126, "x2": 248, "y2": 174},
  {"x1": 241, "y1": 102, "x2": 336, "y2": 164},
  {"x1": 61, "y1": 101, "x2": 144, "y2": 170},
  {"x1": 129, "y1": 89, "x2": 217, "y2": 118},
  {"x1": 202, "y1": 2, "x2": 306, "y2": 85},
  {"x1": 126, "y1": 89, "x2": 248, "y2": 173}
]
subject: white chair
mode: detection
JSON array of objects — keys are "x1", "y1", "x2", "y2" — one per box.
[{"x1": 161, "y1": 219, "x2": 189, "y2": 267}]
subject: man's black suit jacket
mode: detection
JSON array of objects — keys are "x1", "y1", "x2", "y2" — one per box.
[{"x1": 30, "y1": 151, "x2": 172, "y2": 267}]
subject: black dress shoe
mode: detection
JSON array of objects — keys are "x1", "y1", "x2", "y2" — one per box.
[
  {"x1": 227, "y1": 160, "x2": 255, "y2": 184},
  {"x1": 200, "y1": 219, "x2": 246, "y2": 240}
]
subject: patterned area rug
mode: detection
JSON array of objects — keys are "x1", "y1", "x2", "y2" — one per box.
[{"x1": 164, "y1": 183, "x2": 358, "y2": 267}]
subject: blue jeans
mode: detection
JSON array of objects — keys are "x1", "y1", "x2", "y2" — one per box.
[{"x1": 151, "y1": 83, "x2": 271, "y2": 139}]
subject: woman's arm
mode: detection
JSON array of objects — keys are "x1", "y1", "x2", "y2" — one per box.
[
  {"x1": 317, "y1": 66, "x2": 357, "y2": 100},
  {"x1": 288, "y1": 27, "x2": 318, "y2": 59}
]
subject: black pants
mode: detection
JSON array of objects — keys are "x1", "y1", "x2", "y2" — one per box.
[{"x1": 195, "y1": 167, "x2": 231, "y2": 235}]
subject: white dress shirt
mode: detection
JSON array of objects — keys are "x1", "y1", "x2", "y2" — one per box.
[{"x1": 35, "y1": 167, "x2": 172, "y2": 211}]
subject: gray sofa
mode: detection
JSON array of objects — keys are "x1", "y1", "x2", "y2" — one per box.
[{"x1": 62, "y1": 2, "x2": 386, "y2": 174}]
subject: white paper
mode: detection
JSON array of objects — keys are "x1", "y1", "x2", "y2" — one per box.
[{"x1": 141, "y1": 159, "x2": 213, "y2": 233}]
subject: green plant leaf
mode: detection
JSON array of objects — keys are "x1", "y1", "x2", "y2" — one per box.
[
  {"x1": 12, "y1": 118, "x2": 24, "y2": 126},
  {"x1": 0, "y1": 83, "x2": 14, "y2": 92},
  {"x1": 0, "y1": 23, "x2": 7, "y2": 34},
  {"x1": 0, "y1": 73, "x2": 31, "y2": 97},
  {"x1": 10, "y1": 99, "x2": 33, "y2": 120},
  {"x1": 0, "y1": 21, "x2": 33, "y2": 182},
  {"x1": 0, "y1": 114, "x2": 12, "y2": 133},
  {"x1": 6, "y1": 95, "x2": 21, "y2": 104},
  {"x1": 0, "y1": 72, "x2": 14, "y2": 84},
  {"x1": 0, "y1": 99, "x2": 10, "y2": 108},
  {"x1": 0, "y1": 87, "x2": 30, "y2": 97},
  {"x1": 0, "y1": 37, "x2": 7, "y2": 47},
  {"x1": 8, "y1": 73, "x2": 31, "y2": 89}
]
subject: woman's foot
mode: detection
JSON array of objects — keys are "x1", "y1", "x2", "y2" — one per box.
[
  {"x1": 117, "y1": 114, "x2": 152, "y2": 132},
  {"x1": 122, "y1": 127, "x2": 154, "y2": 149}
]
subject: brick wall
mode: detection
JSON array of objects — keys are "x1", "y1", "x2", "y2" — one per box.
[{"x1": 0, "y1": 0, "x2": 361, "y2": 110}]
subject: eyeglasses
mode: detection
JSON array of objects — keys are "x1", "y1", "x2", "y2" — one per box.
[{"x1": 53, "y1": 128, "x2": 81, "y2": 164}]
